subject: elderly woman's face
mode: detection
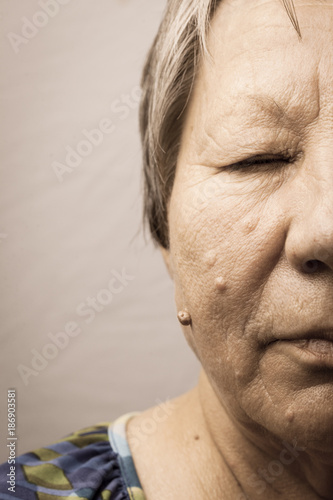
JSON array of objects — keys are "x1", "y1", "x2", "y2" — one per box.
[{"x1": 164, "y1": 0, "x2": 333, "y2": 448}]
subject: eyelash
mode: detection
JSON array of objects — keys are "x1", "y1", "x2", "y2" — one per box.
[{"x1": 226, "y1": 154, "x2": 293, "y2": 172}]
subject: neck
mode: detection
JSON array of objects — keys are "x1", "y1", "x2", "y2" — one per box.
[{"x1": 194, "y1": 369, "x2": 333, "y2": 500}]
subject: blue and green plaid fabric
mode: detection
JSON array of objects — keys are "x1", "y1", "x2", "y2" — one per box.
[{"x1": 0, "y1": 412, "x2": 146, "y2": 500}]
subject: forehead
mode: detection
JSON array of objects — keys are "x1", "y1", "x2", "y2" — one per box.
[
  {"x1": 193, "y1": 0, "x2": 333, "y2": 130},
  {"x1": 209, "y1": 0, "x2": 333, "y2": 51}
]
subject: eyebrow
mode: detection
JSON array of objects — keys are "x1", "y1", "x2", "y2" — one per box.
[
  {"x1": 201, "y1": 90, "x2": 308, "y2": 158},
  {"x1": 200, "y1": 92, "x2": 301, "y2": 161}
]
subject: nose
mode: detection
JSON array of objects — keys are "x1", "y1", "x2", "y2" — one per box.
[{"x1": 284, "y1": 167, "x2": 333, "y2": 274}]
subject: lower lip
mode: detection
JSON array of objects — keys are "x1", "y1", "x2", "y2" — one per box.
[{"x1": 269, "y1": 339, "x2": 333, "y2": 369}]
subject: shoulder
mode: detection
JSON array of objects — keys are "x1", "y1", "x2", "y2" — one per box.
[{"x1": 0, "y1": 421, "x2": 132, "y2": 500}]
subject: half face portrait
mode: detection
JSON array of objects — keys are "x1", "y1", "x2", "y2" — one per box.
[{"x1": 1, "y1": 1, "x2": 332, "y2": 499}]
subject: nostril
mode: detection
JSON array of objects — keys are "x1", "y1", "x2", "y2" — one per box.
[{"x1": 302, "y1": 259, "x2": 321, "y2": 273}]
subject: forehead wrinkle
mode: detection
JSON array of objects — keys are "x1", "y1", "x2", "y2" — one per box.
[
  {"x1": 198, "y1": 86, "x2": 320, "y2": 151},
  {"x1": 222, "y1": 93, "x2": 310, "y2": 129},
  {"x1": 245, "y1": 94, "x2": 288, "y2": 125}
]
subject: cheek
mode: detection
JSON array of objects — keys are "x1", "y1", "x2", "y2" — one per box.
[
  {"x1": 168, "y1": 174, "x2": 286, "y2": 390},
  {"x1": 169, "y1": 177, "x2": 268, "y2": 325}
]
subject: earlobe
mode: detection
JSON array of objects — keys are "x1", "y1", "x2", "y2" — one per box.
[{"x1": 160, "y1": 246, "x2": 174, "y2": 280}]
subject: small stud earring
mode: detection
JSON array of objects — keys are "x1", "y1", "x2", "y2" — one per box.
[{"x1": 177, "y1": 310, "x2": 192, "y2": 326}]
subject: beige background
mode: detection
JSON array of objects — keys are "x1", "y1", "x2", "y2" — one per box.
[{"x1": 0, "y1": 0, "x2": 200, "y2": 461}]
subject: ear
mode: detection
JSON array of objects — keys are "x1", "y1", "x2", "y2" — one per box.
[{"x1": 159, "y1": 245, "x2": 174, "y2": 280}]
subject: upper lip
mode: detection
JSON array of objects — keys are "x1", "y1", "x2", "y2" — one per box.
[{"x1": 268, "y1": 329, "x2": 333, "y2": 345}]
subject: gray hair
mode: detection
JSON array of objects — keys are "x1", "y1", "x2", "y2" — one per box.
[{"x1": 140, "y1": 0, "x2": 300, "y2": 250}]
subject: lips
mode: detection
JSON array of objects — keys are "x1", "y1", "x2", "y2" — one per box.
[
  {"x1": 267, "y1": 330, "x2": 333, "y2": 367},
  {"x1": 275, "y1": 338, "x2": 333, "y2": 355},
  {"x1": 268, "y1": 329, "x2": 333, "y2": 345},
  {"x1": 297, "y1": 338, "x2": 333, "y2": 354}
]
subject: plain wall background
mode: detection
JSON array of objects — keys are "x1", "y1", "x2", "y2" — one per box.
[{"x1": 0, "y1": 0, "x2": 200, "y2": 461}]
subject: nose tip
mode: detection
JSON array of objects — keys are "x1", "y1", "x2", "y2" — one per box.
[
  {"x1": 300, "y1": 240, "x2": 333, "y2": 273},
  {"x1": 286, "y1": 204, "x2": 333, "y2": 274},
  {"x1": 284, "y1": 157, "x2": 333, "y2": 274}
]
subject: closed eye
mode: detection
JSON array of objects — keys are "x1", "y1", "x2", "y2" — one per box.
[{"x1": 226, "y1": 153, "x2": 293, "y2": 172}]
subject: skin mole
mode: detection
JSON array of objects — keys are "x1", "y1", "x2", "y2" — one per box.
[
  {"x1": 215, "y1": 276, "x2": 227, "y2": 291},
  {"x1": 205, "y1": 249, "x2": 218, "y2": 267},
  {"x1": 285, "y1": 409, "x2": 295, "y2": 423}
]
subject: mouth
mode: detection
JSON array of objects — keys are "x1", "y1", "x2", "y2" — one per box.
[
  {"x1": 267, "y1": 330, "x2": 333, "y2": 368},
  {"x1": 268, "y1": 329, "x2": 333, "y2": 345}
]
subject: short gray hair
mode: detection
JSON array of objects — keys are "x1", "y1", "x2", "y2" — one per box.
[{"x1": 140, "y1": 0, "x2": 300, "y2": 249}]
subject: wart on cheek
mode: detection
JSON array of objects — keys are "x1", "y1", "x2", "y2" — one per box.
[
  {"x1": 205, "y1": 249, "x2": 218, "y2": 267},
  {"x1": 215, "y1": 276, "x2": 227, "y2": 292},
  {"x1": 177, "y1": 310, "x2": 192, "y2": 326},
  {"x1": 285, "y1": 409, "x2": 295, "y2": 423},
  {"x1": 203, "y1": 251, "x2": 228, "y2": 291}
]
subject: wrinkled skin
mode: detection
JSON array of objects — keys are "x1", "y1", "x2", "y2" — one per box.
[{"x1": 129, "y1": 1, "x2": 333, "y2": 498}]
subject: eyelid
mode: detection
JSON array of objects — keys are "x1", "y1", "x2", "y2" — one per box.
[
  {"x1": 237, "y1": 153, "x2": 290, "y2": 164},
  {"x1": 227, "y1": 152, "x2": 293, "y2": 171}
]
